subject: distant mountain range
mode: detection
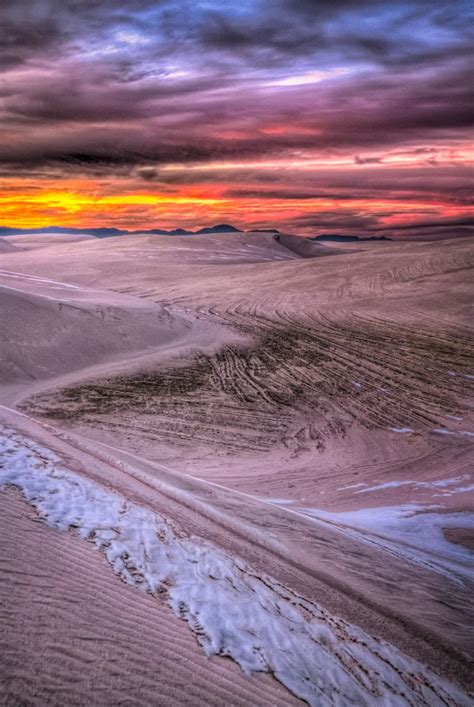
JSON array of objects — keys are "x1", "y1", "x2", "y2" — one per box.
[
  {"x1": 311, "y1": 235, "x2": 392, "y2": 242},
  {"x1": 0, "y1": 224, "x2": 393, "y2": 242},
  {"x1": 0, "y1": 224, "x2": 243, "y2": 238}
]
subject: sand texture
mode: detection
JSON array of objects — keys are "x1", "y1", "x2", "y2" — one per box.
[
  {"x1": 0, "y1": 231, "x2": 473, "y2": 704},
  {"x1": 0, "y1": 487, "x2": 297, "y2": 706}
]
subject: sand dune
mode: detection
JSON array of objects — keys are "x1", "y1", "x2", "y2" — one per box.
[
  {"x1": 0, "y1": 230, "x2": 336, "y2": 272},
  {"x1": 274, "y1": 232, "x2": 344, "y2": 257},
  {"x1": 0, "y1": 282, "x2": 195, "y2": 384},
  {"x1": 0, "y1": 231, "x2": 473, "y2": 703},
  {"x1": 0, "y1": 488, "x2": 297, "y2": 706},
  {"x1": 0, "y1": 264, "x2": 238, "y2": 385},
  {"x1": 4, "y1": 232, "x2": 98, "y2": 250},
  {"x1": 0, "y1": 238, "x2": 20, "y2": 253},
  {"x1": 8, "y1": 235, "x2": 471, "y2": 505},
  {"x1": 1, "y1": 424, "x2": 470, "y2": 706}
]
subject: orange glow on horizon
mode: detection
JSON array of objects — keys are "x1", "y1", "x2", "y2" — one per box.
[
  {"x1": 0, "y1": 147, "x2": 472, "y2": 233},
  {"x1": 0, "y1": 188, "x2": 469, "y2": 232}
]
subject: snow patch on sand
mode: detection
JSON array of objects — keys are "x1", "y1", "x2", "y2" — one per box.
[
  {"x1": 432, "y1": 428, "x2": 474, "y2": 438},
  {"x1": 447, "y1": 371, "x2": 474, "y2": 380},
  {"x1": 338, "y1": 483, "x2": 368, "y2": 491},
  {"x1": 0, "y1": 425, "x2": 471, "y2": 706},
  {"x1": 356, "y1": 475, "x2": 471, "y2": 494},
  {"x1": 0, "y1": 269, "x2": 81, "y2": 289},
  {"x1": 300, "y1": 504, "x2": 474, "y2": 584},
  {"x1": 263, "y1": 497, "x2": 296, "y2": 505}
]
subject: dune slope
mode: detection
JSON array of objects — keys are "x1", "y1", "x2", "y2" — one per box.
[{"x1": 0, "y1": 231, "x2": 473, "y2": 701}]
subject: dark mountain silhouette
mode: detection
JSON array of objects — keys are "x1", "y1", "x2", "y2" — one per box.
[
  {"x1": 0, "y1": 226, "x2": 127, "y2": 238},
  {"x1": 311, "y1": 234, "x2": 392, "y2": 242},
  {"x1": 195, "y1": 224, "x2": 242, "y2": 234},
  {"x1": 0, "y1": 224, "x2": 243, "y2": 238}
]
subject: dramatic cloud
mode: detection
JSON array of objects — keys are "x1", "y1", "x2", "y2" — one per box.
[{"x1": 0, "y1": 0, "x2": 472, "y2": 235}]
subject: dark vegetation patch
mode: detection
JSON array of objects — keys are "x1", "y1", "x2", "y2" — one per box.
[{"x1": 22, "y1": 317, "x2": 473, "y2": 455}]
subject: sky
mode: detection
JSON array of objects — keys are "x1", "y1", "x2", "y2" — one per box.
[{"x1": 0, "y1": 0, "x2": 473, "y2": 237}]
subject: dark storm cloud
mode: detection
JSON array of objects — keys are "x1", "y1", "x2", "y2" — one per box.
[
  {"x1": 1, "y1": 0, "x2": 473, "y2": 237},
  {"x1": 1, "y1": 59, "x2": 470, "y2": 173},
  {"x1": 375, "y1": 218, "x2": 474, "y2": 240},
  {"x1": 276, "y1": 213, "x2": 474, "y2": 239},
  {"x1": 376, "y1": 217, "x2": 474, "y2": 232},
  {"x1": 137, "y1": 167, "x2": 160, "y2": 181},
  {"x1": 227, "y1": 189, "x2": 328, "y2": 200},
  {"x1": 192, "y1": 0, "x2": 473, "y2": 74},
  {"x1": 355, "y1": 156, "x2": 383, "y2": 165},
  {"x1": 0, "y1": 0, "x2": 62, "y2": 64},
  {"x1": 2, "y1": 0, "x2": 472, "y2": 66},
  {"x1": 1, "y1": 1, "x2": 470, "y2": 68},
  {"x1": 288, "y1": 210, "x2": 380, "y2": 232},
  {"x1": 223, "y1": 186, "x2": 465, "y2": 204}
]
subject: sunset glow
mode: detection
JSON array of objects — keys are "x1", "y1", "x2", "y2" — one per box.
[{"x1": 0, "y1": 1, "x2": 472, "y2": 238}]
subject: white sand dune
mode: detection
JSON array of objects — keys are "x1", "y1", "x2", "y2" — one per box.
[
  {"x1": 1, "y1": 423, "x2": 470, "y2": 706},
  {"x1": 0, "y1": 238, "x2": 20, "y2": 253},
  {"x1": 0, "y1": 266, "x2": 234, "y2": 385},
  {"x1": 0, "y1": 231, "x2": 473, "y2": 703},
  {"x1": 0, "y1": 285, "x2": 193, "y2": 384},
  {"x1": 0, "y1": 490, "x2": 295, "y2": 707},
  {"x1": 4, "y1": 232, "x2": 98, "y2": 250}
]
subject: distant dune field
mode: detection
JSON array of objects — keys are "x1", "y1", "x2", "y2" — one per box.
[
  {"x1": 1, "y1": 231, "x2": 473, "y2": 704},
  {"x1": 0, "y1": 238, "x2": 20, "y2": 253}
]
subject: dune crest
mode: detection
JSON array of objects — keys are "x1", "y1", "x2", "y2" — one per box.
[
  {"x1": 0, "y1": 231, "x2": 473, "y2": 701},
  {"x1": 1, "y1": 424, "x2": 471, "y2": 706}
]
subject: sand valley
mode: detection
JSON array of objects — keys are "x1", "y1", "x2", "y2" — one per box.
[{"x1": 1, "y1": 231, "x2": 473, "y2": 705}]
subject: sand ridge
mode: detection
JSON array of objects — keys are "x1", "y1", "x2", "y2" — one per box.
[
  {"x1": 0, "y1": 487, "x2": 298, "y2": 706},
  {"x1": 1, "y1": 423, "x2": 471, "y2": 706},
  {"x1": 1, "y1": 231, "x2": 473, "y2": 702}
]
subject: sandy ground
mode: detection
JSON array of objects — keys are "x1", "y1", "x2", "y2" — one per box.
[
  {"x1": 0, "y1": 488, "x2": 297, "y2": 707},
  {"x1": 0, "y1": 239, "x2": 20, "y2": 254},
  {"x1": 0, "y1": 230, "x2": 473, "y2": 703}
]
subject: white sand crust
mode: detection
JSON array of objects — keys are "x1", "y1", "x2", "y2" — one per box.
[
  {"x1": 355, "y1": 475, "x2": 471, "y2": 494},
  {"x1": 1, "y1": 424, "x2": 471, "y2": 707},
  {"x1": 1, "y1": 232, "x2": 473, "y2": 700},
  {"x1": 299, "y1": 504, "x2": 474, "y2": 585},
  {"x1": 0, "y1": 488, "x2": 298, "y2": 707}
]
